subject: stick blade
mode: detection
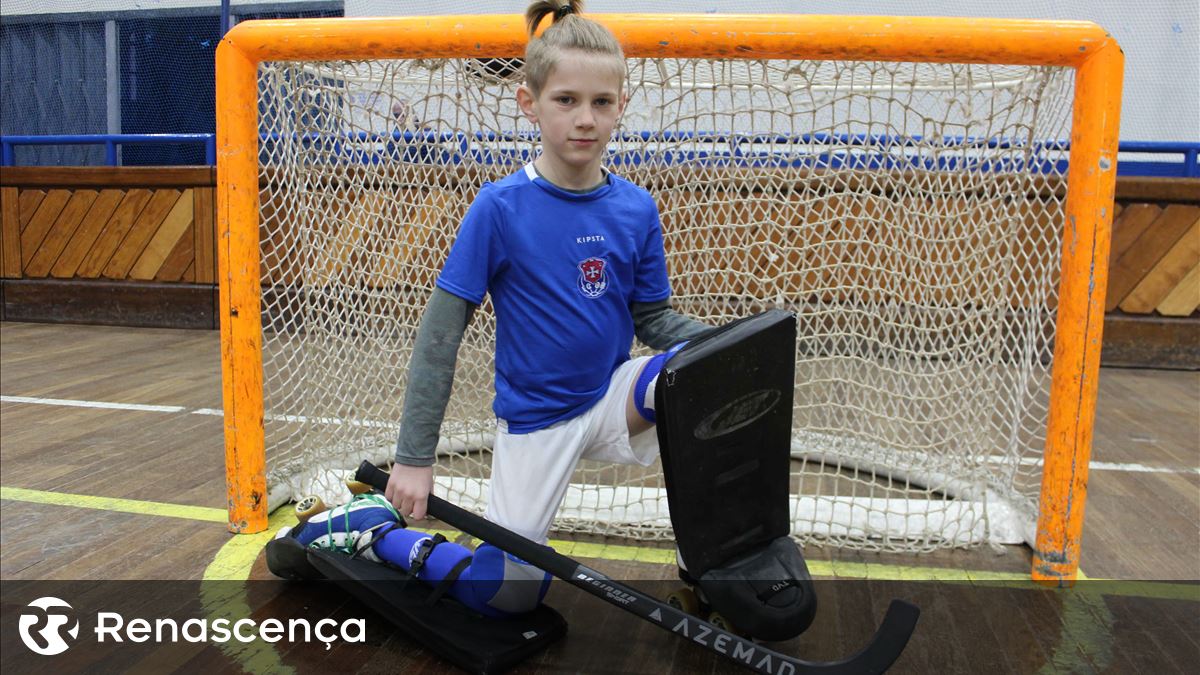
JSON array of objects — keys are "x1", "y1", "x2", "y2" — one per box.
[{"x1": 814, "y1": 599, "x2": 920, "y2": 674}]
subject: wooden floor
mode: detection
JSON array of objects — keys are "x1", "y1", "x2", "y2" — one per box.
[{"x1": 1, "y1": 321, "x2": 1197, "y2": 674}]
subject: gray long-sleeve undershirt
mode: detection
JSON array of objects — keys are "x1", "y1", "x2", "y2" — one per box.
[{"x1": 394, "y1": 287, "x2": 710, "y2": 466}]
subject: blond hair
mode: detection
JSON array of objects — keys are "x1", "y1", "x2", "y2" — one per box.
[{"x1": 523, "y1": 1, "x2": 625, "y2": 95}]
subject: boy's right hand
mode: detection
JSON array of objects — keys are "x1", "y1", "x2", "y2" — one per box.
[{"x1": 385, "y1": 464, "x2": 434, "y2": 521}]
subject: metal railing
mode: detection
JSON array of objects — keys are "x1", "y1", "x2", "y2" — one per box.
[
  {"x1": 0, "y1": 134, "x2": 216, "y2": 166},
  {"x1": 1116, "y1": 141, "x2": 1200, "y2": 178}
]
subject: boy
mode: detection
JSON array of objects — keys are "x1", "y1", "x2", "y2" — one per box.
[{"x1": 385, "y1": 0, "x2": 708, "y2": 549}]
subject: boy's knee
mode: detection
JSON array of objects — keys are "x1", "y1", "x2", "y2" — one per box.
[
  {"x1": 467, "y1": 543, "x2": 552, "y2": 616},
  {"x1": 371, "y1": 531, "x2": 549, "y2": 617},
  {"x1": 630, "y1": 341, "x2": 688, "y2": 427}
]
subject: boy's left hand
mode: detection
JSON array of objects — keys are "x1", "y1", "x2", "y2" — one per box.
[{"x1": 385, "y1": 464, "x2": 434, "y2": 520}]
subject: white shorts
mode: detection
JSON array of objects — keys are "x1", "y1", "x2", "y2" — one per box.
[{"x1": 484, "y1": 356, "x2": 658, "y2": 543}]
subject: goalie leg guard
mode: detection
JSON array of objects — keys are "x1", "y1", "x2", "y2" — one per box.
[
  {"x1": 275, "y1": 493, "x2": 550, "y2": 618},
  {"x1": 266, "y1": 494, "x2": 566, "y2": 673},
  {"x1": 372, "y1": 530, "x2": 552, "y2": 618},
  {"x1": 655, "y1": 309, "x2": 816, "y2": 641}
]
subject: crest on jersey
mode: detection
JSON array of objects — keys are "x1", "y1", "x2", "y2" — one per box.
[{"x1": 577, "y1": 257, "x2": 609, "y2": 299}]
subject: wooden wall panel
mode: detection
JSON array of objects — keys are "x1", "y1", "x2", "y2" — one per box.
[
  {"x1": 49, "y1": 189, "x2": 124, "y2": 278},
  {"x1": 1105, "y1": 205, "x2": 1200, "y2": 311},
  {"x1": 76, "y1": 190, "x2": 153, "y2": 278},
  {"x1": 0, "y1": 169, "x2": 1194, "y2": 349},
  {"x1": 101, "y1": 190, "x2": 181, "y2": 279},
  {"x1": 193, "y1": 187, "x2": 215, "y2": 283},
  {"x1": 155, "y1": 222, "x2": 196, "y2": 282},
  {"x1": 0, "y1": 166, "x2": 213, "y2": 188},
  {"x1": 0, "y1": 168, "x2": 218, "y2": 328},
  {"x1": 16, "y1": 190, "x2": 46, "y2": 230},
  {"x1": 338, "y1": 180, "x2": 1188, "y2": 323},
  {"x1": 660, "y1": 191, "x2": 1071, "y2": 310},
  {"x1": 1, "y1": 187, "x2": 20, "y2": 278},
  {"x1": 1155, "y1": 263, "x2": 1200, "y2": 317},
  {"x1": 20, "y1": 189, "x2": 71, "y2": 268},
  {"x1": 1108, "y1": 203, "x2": 1162, "y2": 264},
  {"x1": 1119, "y1": 218, "x2": 1200, "y2": 314},
  {"x1": 1114, "y1": 176, "x2": 1200, "y2": 204},
  {"x1": 9, "y1": 185, "x2": 198, "y2": 282},
  {"x1": 129, "y1": 189, "x2": 193, "y2": 280},
  {"x1": 24, "y1": 191, "x2": 99, "y2": 277}
]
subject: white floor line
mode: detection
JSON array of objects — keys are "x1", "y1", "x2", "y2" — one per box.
[
  {"x1": 1012, "y1": 457, "x2": 1199, "y2": 474},
  {"x1": 3, "y1": 393, "x2": 1198, "y2": 476},
  {"x1": 0, "y1": 395, "x2": 186, "y2": 414}
]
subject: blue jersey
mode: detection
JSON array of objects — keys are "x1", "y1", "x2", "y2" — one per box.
[{"x1": 437, "y1": 164, "x2": 672, "y2": 432}]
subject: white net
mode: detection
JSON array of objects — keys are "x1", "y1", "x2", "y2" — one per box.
[{"x1": 255, "y1": 55, "x2": 1074, "y2": 551}]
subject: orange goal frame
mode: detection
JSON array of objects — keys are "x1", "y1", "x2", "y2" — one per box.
[{"x1": 215, "y1": 14, "x2": 1123, "y2": 587}]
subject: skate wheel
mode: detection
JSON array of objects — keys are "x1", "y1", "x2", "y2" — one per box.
[
  {"x1": 666, "y1": 587, "x2": 701, "y2": 616},
  {"x1": 345, "y1": 479, "x2": 372, "y2": 495},
  {"x1": 707, "y1": 611, "x2": 745, "y2": 637},
  {"x1": 294, "y1": 495, "x2": 326, "y2": 524}
]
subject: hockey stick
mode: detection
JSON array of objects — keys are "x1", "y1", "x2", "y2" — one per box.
[{"x1": 355, "y1": 461, "x2": 920, "y2": 675}]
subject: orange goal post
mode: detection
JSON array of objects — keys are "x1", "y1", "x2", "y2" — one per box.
[{"x1": 215, "y1": 14, "x2": 1122, "y2": 586}]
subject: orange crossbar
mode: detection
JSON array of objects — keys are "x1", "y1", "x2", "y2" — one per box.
[{"x1": 216, "y1": 14, "x2": 1123, "y2": 586}]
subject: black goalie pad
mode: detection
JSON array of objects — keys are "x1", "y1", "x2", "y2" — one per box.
[
  {"x1": 654, "y1": 310, "x2": 818, "y2": 640},
  {"x1": 699, "y1": 537, "x2": 816, "y2": 641},
  {"x1": 654, "y1": 309, "x2": 798, "y2": 578},
  {"x1": 266, "y1": 535, "x2": 567, "y2": 674}
]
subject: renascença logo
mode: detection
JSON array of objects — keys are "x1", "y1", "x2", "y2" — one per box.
[
  {"x1": 18, "y1": 597, "x2": 80, "y2": 655},
  {"x1": 15, "y1": 595, "x2": 366, "y2": 654}
]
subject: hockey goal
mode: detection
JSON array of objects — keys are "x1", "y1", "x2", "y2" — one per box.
[{"x1": 216, "y1": 14, "x2": 1122, "y2": 585}]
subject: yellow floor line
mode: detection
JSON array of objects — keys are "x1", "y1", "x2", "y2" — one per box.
[
  {"x1": 203, "y1": 509, "x2": 295, "y2": 581},
  {"x1": 1, "y1": 485, "x2": 226, "y2": 522},
  {"x1": 201, "y1": 509, "x2": 299, "y2": 675},
  {"x1": 4, "y1": 485, "x2": 1196, "y2": 603}
]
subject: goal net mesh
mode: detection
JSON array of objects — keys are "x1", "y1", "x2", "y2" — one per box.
[{"x1": 254, "y1": 56, "x2": 1074, "y2": 551}]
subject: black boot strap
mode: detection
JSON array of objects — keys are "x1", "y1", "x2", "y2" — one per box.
[
  {"x1": 408, "y1": 533, "x2": 447, "y2": 578},
  {"x1": 425, "y1": 555, "x2": 474, "y2": 606}
]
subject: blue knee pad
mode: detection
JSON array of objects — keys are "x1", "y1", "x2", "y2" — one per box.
[
  {"x1": 371, "y1": 529, "x2": 551, "y2": 618},
  {"x1": 461, "y1": 542, "x2": 552, "y2": 616}
]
